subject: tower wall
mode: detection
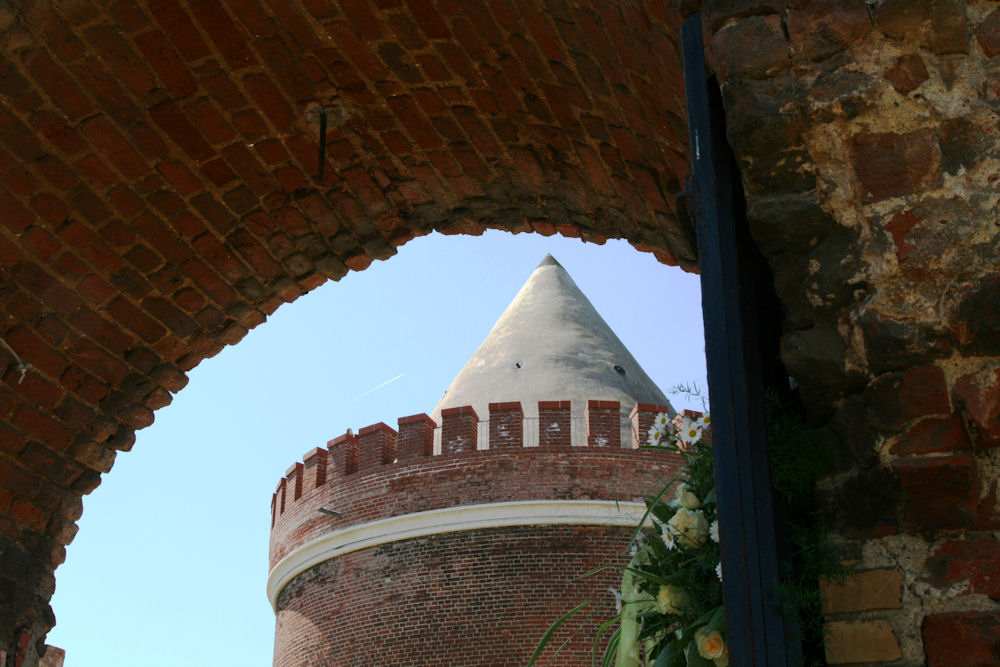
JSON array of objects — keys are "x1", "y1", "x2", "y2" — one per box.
[
  {"x1": 269, "y1": 401, "x2": 679, "y2": 666},
  {"x1": 274, "y1": 525, "x2": 631, "y2": 667}
]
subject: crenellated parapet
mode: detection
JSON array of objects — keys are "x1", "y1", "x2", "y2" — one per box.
[{"x1": 268, "y1": 400, "x2": 680, "y2": 581}]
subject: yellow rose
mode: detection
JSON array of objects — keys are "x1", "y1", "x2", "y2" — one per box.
[
  {"x1": 696, "y1": 627, "x2": 728, "y2": 663},
  {"x1": 667, "y1": 508, "x2": 709, "y2": 549},
  {"x1": 656, "y1": 585, "x2": 688, "y2": 615},
  {"x1": 675, "y1": 482, "x2": 702, "y2": 509}
]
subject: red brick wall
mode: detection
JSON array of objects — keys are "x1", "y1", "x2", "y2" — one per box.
[
  {"x1": 273, "y1": 525, "x2": 629, "y2": 667},
  {"x1": 268, "y1": 404, "x2": 678, "y2": 665},
  {"x1": 270, "y1": 438, "x2": 676, "y2": 569},
  {"x1": 357, "y1": 422, "x2": 397, "y2": 468},
  {"x1": 0, "y1": 1, "x2": 691, "y2": 655},
  {"x1": 396, "y1": 413, "x2": 435, "y2": 462},
  {"x1": 440, "y1": 405, "x2": 479, "y2": 454},
  {"x1": 488, "y1": 402, "x2": 523, "y2": 449},
  {"x1": 585, "y1": 399, "x2": 621, "y2": 447},
  {"x1": 538, "y1": 400, "x2": 571, "y2": 447}
]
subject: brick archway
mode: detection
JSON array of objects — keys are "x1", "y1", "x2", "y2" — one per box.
[
  {"x1": 7, "y1": 1, "x2": 1000, "y2": 663},
  {"x1": 0, "y1": 1, "x2": 692, "y2": 656}
]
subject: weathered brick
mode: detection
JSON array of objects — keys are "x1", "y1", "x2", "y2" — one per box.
[
  {"x1": 148, "y1": 100, "x2": 215, "y2": 161},
  {"x1": 821, "y1": 568, "x2": 903, "y2": 614},
  {"x1": 189, "y1": 0, "x2": 258, "y2": 69},
  {"x1": 923, "y1": 538, "x2": 1000, "y2": 601},
  {"x1": 824, "y1": 619, "x2": 902, "y2": 664},
  {"x1": 243, "y1": 73, "x2": 296, "y2": 132},
  {"x1": 83, "y1": 23, "x2": 156, "y2": 95},
  {"x1": 975, "y1": 9, "x2": 1000, "y2": 58},
  {"x1": 893, "y1": 452, "x2": 980, "y2": 529},
  {"x1": 923, "y1": 611, "x2": 1000, "y2": 666},
  {"x1": 25, "y1": 50, "x2": 93, "y2": 120},
  {"x1": 864, "y1": 365, "x2": 951, "y2": 432},
  {"x1": 888, "y1": 415, "x2": 970, "y2": 455}
]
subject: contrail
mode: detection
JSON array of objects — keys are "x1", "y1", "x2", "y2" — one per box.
[{"x1": 340, "y1": 373, "x2": 405, "y2": 407}]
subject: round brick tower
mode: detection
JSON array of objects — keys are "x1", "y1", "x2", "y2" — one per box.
[{"x1": 267, "y1": 257, "x2": 682, "y2": 666}]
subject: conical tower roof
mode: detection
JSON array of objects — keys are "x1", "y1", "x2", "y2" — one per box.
[{"x1": 431, "y1": 254, "x2": 671, "y2": 423}]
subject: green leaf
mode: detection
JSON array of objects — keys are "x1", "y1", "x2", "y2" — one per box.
[
  {"x1": 525, "y1": 600, "x2": 592, "y2": 667},
  {"x1": 629, "y1": 476, "x2": 682, "y2": 546},
  {"x1": 706, "y1": 605, "x2": 726, "y2": 633},
  {"x1": 572, "y1": 563, "x2": 616, "y2": 581},
  {"x1": 591, "y1": 613, "x2": 623, "y2": 661},
  {"x1": 684, "y1": 640, "x2": 715, "y2": 667},
  {"x1": 600, "y1": 629, "x2": 620, "y2": 667},
  {"x1": 623, "y1": 566, "x2": 671, "y2": 587},
  {"x1": 653, "y1": 640, "x2": 684, "y2": 667}
]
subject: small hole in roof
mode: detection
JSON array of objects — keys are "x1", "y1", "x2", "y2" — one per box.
[
  {"x1": 514, "y1": 361, "x2": 522, "y2": 369},
  {"x1": 613, "y1": 364, "x2": 626, "y2": 375}
]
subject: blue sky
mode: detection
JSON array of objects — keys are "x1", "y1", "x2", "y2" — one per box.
[{"x1": 47, "y1": 230, "x2": 707, "y2": 666}]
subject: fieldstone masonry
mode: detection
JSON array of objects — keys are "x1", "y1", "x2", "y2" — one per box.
[
  {"x1": 704, "y1": 0, "x2": 1000, "y2": 663},
  {"x1": 1, "y1": 0, "x2": 999, "y2": 664}
]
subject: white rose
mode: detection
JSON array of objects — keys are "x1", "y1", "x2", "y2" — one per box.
[{"x1": 668, "y1": 508, "x2": 709, "y2": 549}]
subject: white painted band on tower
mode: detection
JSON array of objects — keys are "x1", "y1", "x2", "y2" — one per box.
[{"x1": 267, "y1": 499, "x2": 649, "y2": 610}]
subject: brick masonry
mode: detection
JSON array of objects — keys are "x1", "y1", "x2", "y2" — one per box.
[
  {"x1": 274, "y1": 525, "x2": 631, "y2": 667},
  {"x1": 2, "y1": 0, "x2": 1000, "y2": 663},
  {"x1": 269, "y1": 401, "x2": 679, "y2": 569},
  {"x1": 269, "y1": 401, "x2": 679, "y2": 664}
]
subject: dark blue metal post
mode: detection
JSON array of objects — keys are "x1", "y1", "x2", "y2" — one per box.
[{"x1": 681, "y1": 12, "x2": 795, "y2": 666}]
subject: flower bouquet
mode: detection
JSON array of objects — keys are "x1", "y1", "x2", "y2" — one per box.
[{"x1": 529, "y1": 411, "x2": 727, "y2": 667}]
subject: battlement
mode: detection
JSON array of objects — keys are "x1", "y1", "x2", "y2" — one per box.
[{"x1": 268, "y1": 400, "x2": 682, "y2": 569}]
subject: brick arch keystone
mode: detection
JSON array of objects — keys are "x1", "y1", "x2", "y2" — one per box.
[{"x1": 0, "y1": 0, "x2": 694, "y2": 658}]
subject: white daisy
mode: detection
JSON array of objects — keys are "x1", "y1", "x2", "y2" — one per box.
[
  {"x1": 660, "y1": 525, "x2": 676, "y2": 550},
  {"x1": 677, "y1": 415, "x2": 703, "y2": 446},
  {"x1": 716, "y1": 562, "x2": 723, "y2": 581},
  {"x1": 709, "y1": 520, "x2": 719, "y2": 543}
]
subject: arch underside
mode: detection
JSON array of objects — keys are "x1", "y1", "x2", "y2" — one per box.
[
  {"x1": 10, "y1": 1, "x2": 1000, "y2": 661},
  {"x1": 0, "y1": 0, "x2": 692, "y2": 650}
]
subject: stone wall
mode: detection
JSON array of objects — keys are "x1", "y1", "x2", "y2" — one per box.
[{"x1": 702, "y1": 0, "x2": 1000, "y2": 663}]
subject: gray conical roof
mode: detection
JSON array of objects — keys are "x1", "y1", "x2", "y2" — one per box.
[{"x1": 431, "y1": 254, "x2": 671, "y2": 422}]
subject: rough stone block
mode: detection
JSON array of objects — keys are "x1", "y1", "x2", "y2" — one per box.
[
  {"x1": 711, "y1": 14, "x2": 789, "y2": 82},
  {"x1": 786, "y1": 0, "x2": 870, "y2": 62},
  {"x1": 927, "y1": 0, "x2": 969, "y2": 55},
  {"x1": 885, "y1": 53, "x2": 929, "y2": 94},
  {"x1": 864, "y1": 365, "x2": 951, "y2": 432},
  {"x1": 976, "y1": 9, "x2": 1000, "y2": 58},
  {"x1": 955, "y1": 368, "x2": 1000, "y2": 449},
  {"x1": 851, "y1": 129, "x2": 942, "y2": 203},
  {"x1": 872, "y1": 0, "x2": 930, "y2": 40},
  {"x1": 955, "y1": 278, "x2": 1000, "y2": 356}
]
